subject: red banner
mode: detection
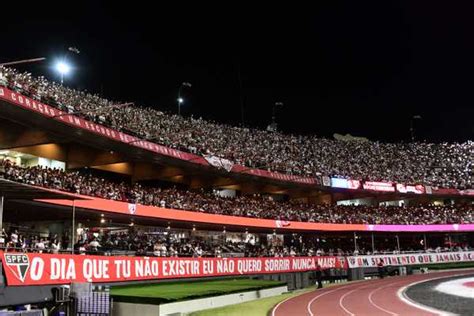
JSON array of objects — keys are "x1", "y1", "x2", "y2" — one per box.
[
  {"x1": 395, "y1": 183, "x2": 425, "y2": 194},
  {"x1": 230, "y1": 165, "x2": 318, "y2": 184},
  {"x1": 1, "y1": 252, "x2": 346, "y2": 286},
  {"x1": 362, "y1": 181, "x2": 395, "y2": 192},
  {"x1": 0, "y1": 87, "x2": 206, "y2": 164}
]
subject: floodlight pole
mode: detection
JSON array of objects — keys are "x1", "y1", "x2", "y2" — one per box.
[
  {"x1": 371, "y1": 233, "x2": 375, "y2": 253},
  {"x1": 71, "y1": 199, "x2": 76, "y2": 254},
  {"x1": 59, "y1": 48, "x2": 80, "y2": 86},
  {"x1": 410, "y1": 115, "x2": 422, "y2": 142},
  {"x1": 353, "y1": 232, "x2": 358, "y2": 252},
  {"x1": 0, "y1": 195, "x2": 4, "y2": 235},
  {"x1": 178, "y1": 82, "x2": 191, "y2": 115},
  {"x1": 273, "y1": 102, "x2": 283, "y2": 124}
]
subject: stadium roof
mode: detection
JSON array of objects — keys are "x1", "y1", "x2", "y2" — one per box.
[{"x1": 0, "y1": 178, "x2": 87, "y2": 200}]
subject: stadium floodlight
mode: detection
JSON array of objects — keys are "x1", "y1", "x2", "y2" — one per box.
[
  {"x1": 56, "y1": 61, "x2": 71, "y2": 75},
  {"x1": 55, "y1": 61, "x2": 71, "y2": 85},
  {"x1": 410, "y1": 115, "x2": 423, "y2": 142},
  {"x1": 68, "y1": 47, "x2": 80, "y2": 54},
  {"x1": 177, "y1": 82, "x2": 192, "y2": 115}
]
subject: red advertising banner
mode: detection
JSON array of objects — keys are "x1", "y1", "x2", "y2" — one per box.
[
  {"x1": 362, "y1": 181, "x2": 395, "y2": 192},
  {"x1": 231, "y1": 165, "x2": 317, "y2": 185},
  {"x1": 330, "y1": 178, "x2": 361, "y2": 189},
  {"x1": 395, "y1": 183, "x2": 425, "y2": 194},
  {"x1": 1, "y1": 252, "x2": 346, "y2": 286}
]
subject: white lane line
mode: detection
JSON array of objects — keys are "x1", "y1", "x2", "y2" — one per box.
[
  {"x1": 308, "y1": 280, "x2": 389, "y2": 316},
  {"x1": 273, "y1": 285, "x2": 353, "y2": 316},
  {"x1": 368, "y1": 283, "x2": 400, "y2": 316},
  {"x1": 307, "y1": 284, "x2": 358, "y2": 316},
  {"x1": 338, "y1": 289, "x2": 357, "y2": 316},
  {"x1": 337, "y1": 282, "x2": 389, "y2": 316},
  {"x1": 272, "y1": 294, "x2": 301, "y2": 316},
  {"x1": 306, "y1": 289, "x2": 341, "y2": 316},
  {"x1": 307, "y1": 289, "x2": 338, "y2": 316}
]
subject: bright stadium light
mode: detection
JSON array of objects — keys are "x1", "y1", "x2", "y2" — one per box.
[
  {"x1": 177, "y1": 81, "x2": 192, "y2": 115},
  {"x1": 55, "y1": 61, "x2": 72, "y2": 85},
  {"x1": 56, "y1": 61, "x2": 71, "y2": 75}
]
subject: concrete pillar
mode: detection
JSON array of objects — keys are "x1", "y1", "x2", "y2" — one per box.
[{"x1": 0, "y1": 195, "x2": 4, "y2": 234}]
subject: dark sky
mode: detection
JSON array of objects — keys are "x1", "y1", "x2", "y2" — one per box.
[{"x1": 2, "y1": 2, "x2": 473, "y2": 142}]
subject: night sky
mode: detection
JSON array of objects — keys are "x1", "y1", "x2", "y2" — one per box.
[{"x1": 2, "y1": 2, "x2": 473, "y2": 142}]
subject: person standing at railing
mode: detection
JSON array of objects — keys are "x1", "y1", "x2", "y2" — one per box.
[
  {"x1": 50, "y1": 239, "x2": 60, "y2": 254},
  {"x1": 315, "y1": 264, "x2": 323, "y2": 289},
  {"x1": 35, "y1": 238, "x2": 46, "y2": 253},
  {"x1": 378, "y1": 259, "x2": 385, "y2": 279}
]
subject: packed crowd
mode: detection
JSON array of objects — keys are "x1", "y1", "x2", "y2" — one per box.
[
  {"x1": 0, "y1": 67, "x2": 472, "y2": 189},
  {"x1": 1, "y1": 226, "x2": 328, "y2": 257},
  {"x1": 1, "y1": 160, "x2": 473, "y2": 225},
  {"x1": 2, "y1": 226, "x2": 472, "y2": 258}
]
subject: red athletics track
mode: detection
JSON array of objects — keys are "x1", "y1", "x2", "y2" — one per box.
[{"x1": 272, "y1": 269, "x2": 474, "y2": 316}]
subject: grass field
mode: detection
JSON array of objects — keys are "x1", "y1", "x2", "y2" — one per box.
[{"x1": 111, "y1": 278, "x2": 286, "y2": 304}]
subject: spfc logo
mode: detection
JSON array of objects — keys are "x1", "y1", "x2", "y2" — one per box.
[
  {"x1": 128, "y1": 203, "x2": 137, "y2": 215},
  {"x1": 275, "y1": 220, "x2": 291, "y2": 228},
  {"x1": 337, "y1": 256, "x2": 347, "y2": 269},
  {"x1": 4, "y1": 253, "x2": 30, "y2": 283}
]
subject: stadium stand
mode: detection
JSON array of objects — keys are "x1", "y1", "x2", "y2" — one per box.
[
  {"x1": 1, "y1": 159, "x2": 472, "y2": 225},
  {"x1": 0, "y1": 66, "x2": 472, "y2": 190}
]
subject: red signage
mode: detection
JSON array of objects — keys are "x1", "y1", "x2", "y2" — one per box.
[
  {"x1": 330, "y1": 178, "x2": 361, "y2": 189},
  {"x1": 1, "y1": 252, "x2": 346, "y2": 286},
  {"x1": 396, "y1": 183, "x2": 425, "y2": 194},
  {"x1": 275, "y1": 220, "x2": 291, "y2": 228},
  {"x1": 362, "y1": 181, "x2": 395, "y2": 192}
]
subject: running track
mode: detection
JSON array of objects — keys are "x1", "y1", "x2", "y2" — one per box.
[{"x1": 272, "y1": 269, "x2": 474, "y2": 316}]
